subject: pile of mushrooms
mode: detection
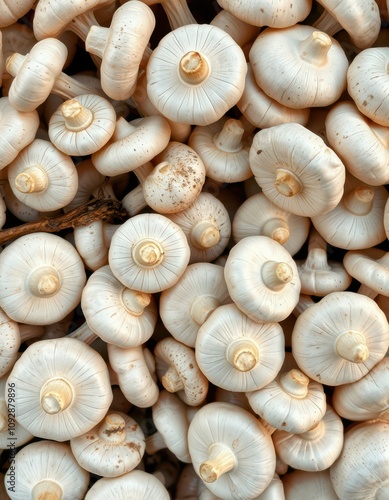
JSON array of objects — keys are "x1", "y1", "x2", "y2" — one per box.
[{"x1": 0, "y1": 0, "x2": 389, "y2": 498}]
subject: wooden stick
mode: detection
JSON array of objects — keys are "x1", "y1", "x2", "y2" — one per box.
[{"x1": 0, "y1": 198, "x2": 128, "y2": 246}]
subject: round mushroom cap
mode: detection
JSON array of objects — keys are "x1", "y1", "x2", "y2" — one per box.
[
  {"x1": 70, "y1": 411, "x2": 145, "y2": 477},
  {"x1": 188, "y1": 402, "x2": 276, "y2": 499},
  {"x1": 108, "y1": 213, "x2": 190, "y2": 294},
  {"x1": 224, "y1": 235, "x2": 301, "y2": 323},
  {"x1": 85, "y1": 470, "x2": 170, "y2": 499},
  {"x1": 6, "y1": 337, "x2": 113, "y2": 441},
  {"x1": 0, "y1": 232, "x2": 86, "y2": 325},
  {"x1": 147, "y1": 23, "x2": 247, "y2": 126}
]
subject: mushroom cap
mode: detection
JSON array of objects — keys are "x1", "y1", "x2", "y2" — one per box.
[
  {"x1": 70, "y1": 411, "x2": 145, "y2": 477},
  {"x1": 0, "y1": 232, "x2": 86, "y2": 325},
  {"x1": 188, "y1": 401, "x2": 276, "y2": 499},
  {"x1": 232, "y1": 192, "x2": 310, "y2": 257},
  {"x1": 330, "y1": 420, "x2": 389, "y2": 500},
  {"x1": 224, "y1": 235, "x2": 301, "y2": 323},
  {"x1": 147, "y1": 23, "x2": 247, "y2": 126},
  {"x1": 6, "y1": 337, "x2": 113, "y2": 441},
  {"x1": 343, "y1": 247, "x2": 389, "y2": 297},
  {"x1": 91, "y1": 115, "x2": 171, "y2": 176},
  {"x1": 84, "y1": 469, "x2": 170, "y2": 499},
  {"x1": 5, "y1": 440, "x2": 89, "y2": 500},
  {"x1": 249, "y1": 24, "x2": 349, "y2": 109},
  {"x1": 291, "y1": 291, "x2": 389, "y2": 386},
  {"x1": 246, "y1": 368, "x2": 327, "y2": 434},
  {"x1": 273, "y1": 405, "x2": 344, "y2": 472},
  {"x1": 325, "y1": 100, "x2": 389, "y2": 186},
  {"x1": 7, "y1": 138, "x2": 79, "y2": 211},
  {"x1": 347, "y1": 47, "x2": 389, "y2": 127},
  {"x1": 48, "y1": 94, "x2": 117, "y2": 156},
  {"x1": 0, "y1": 309, "x2": 20, "y2": 378},
  {"x1": 159, "y1": 262, "x2": 231, "y2": 347},
  {"x1": 282, "y1": 469, "x2": 339, "y2": 499},
  {"x1": 249, "y1": 122, "x2": 346, "y2": 217},
  {"x1": 108, "y1": 213, "x2": 190, "y2": 294},
  {"x1": 154, "y1": 337, "x2": 208, "y2": 406},
  {"x1": 195, "y1": 303, "x2": 285, "y2": 393},
  {"x1": 81, "y1": 265, "x2": 157, "y2": 348}
]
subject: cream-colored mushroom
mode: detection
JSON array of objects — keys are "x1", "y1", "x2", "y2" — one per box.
[
  {"x1": 85, "y1": 1, "x2": 155, "y2": 100},
  {"x1": 249, "y1": 122, "x2": 346, "y2": 217},
  {"x1": 282, "y1": 469, "x2": 338, "y2": 499},
  {"x1": 196, "y1": 303, "x2": 285, "y2": 393},
  {"x1": 147, "y1": 23, "x2": 247, "y2": 126},
  {"x1": 291, "y1": 291, "x2": 389, "y2": 386},
  {"x1": 70, "y1": 411, "x2": 145, "y2": 477},
  {"x1": 330, "y1": 419, "x2": 389, "y2": 499},
  {"x1": 249, "y1": 25, "x2": 349, "y2": 109},
  {"x1": 159, "y1": 262, "x2": 231, "y2": 347},
  {"x1": 332, "y1": 356, "x2": 389, "y2": 422},
  {"x1": 325, "y1": 100, "x2": 389, "y2": 186},
  {"x1": 4, "y1": 440, "x2": 89, "y2": 500},
  {"x1": 139, "y1": 0, "x2": 196, "y2": 29},
  {"x1": 81, "y1": 265, "x2": 158, "y2": 348},
  {"x1": 48, "y1": 94, "x2": 117, "y2": 156},
  {"x1": 188, "y1": 401, "x2": 276, "y2": 499},
  {"x1": 154, "y1": 337, "x2": 208, "y2": 406},
  {"x1": 84, "y1": 469, "x2": 170, "y2": 499},
  {"x1": 224, "y1": 235, "x2": 301, "y2": 323},
  {"x1": 246, "y1": 368, "x2": 327, "y2": 434},
  {"x1": 232, "y1": 192, "x2": 310, "y2": 257},
  {"x1": 108, "y1": 343, "x2": 159, "y2": 408},
  {"x1": 7, "y1": 138, "x2": 78, "y2": 212},
  {"x1": 6, "y1": 337, "x2": 113, "y2": 441},
  {"x1": 210, "y1": 8, "x2": 260, "y2": 47},
  {"x1": 0, "y1": 0, "x2": 35, "y2": 29},
  {"x1": 108, "y1": 212, "x2": 190, "y2": 294},
  {"x1": 0, "y1": 232, "x2": 86, "y2": 326},
  {"x1": 311, "y1": 172, "x2": 388, "y2": 250}
]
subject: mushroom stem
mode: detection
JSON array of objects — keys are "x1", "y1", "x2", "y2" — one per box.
[
  {"x1": 68, "y1": 321, "x2": 98, "y2": 345},
  {"x1": 335, "y1": 331, "x2": 370, "y2": 363},
  {"x1": 179, "y1": 51, "x2": 209, "y2": 84},
  {"x1": 53, "y1": 72, "x2": 104, "y2": 100},
  {"x1": 213, "y1": 119, "x2": 244, "y2": 153},
  {"x1": 162, "y1": 366, "x2": 185, "y2": 392},
  {"x1": 60, "y1": 99, "x2": 94, "y2": 132},
  {"x1": 145, "y1": 430, "x2": 167, "y2": 455},
  {"x1": 111, "y1": 117, "x2": 138, "y2": 141},
  {"x1": 190, "y1": 220, "x2": 220, "y2": 249},
  {"x1": 31, "y1": 480, "x2": 63, "y2": 500},
  {"x1": 226, "y1": 339, "x2": 259, "y2": 372},
  {"x1": 190, "y1": 295, "x2": 220, "y2": 325},
  {"x1": 85, "y1": 25, "x2": 107, "y2": 60},
  {"x1": 299, "y1": 31, "x2": 332, "y2": 65},
  {"x1": 161, "y1": 0, "x2": 197, "y2": 29},
  {"x1": 357, "y1": 283, "x2": 379, "y2": 300},
  {"x1": 312, "y1": 9, "x2": 343, "y2": 37},
  {"x1": 40, "y1": 378, "x2": 73, "y2": 414},
  {"x1": 293, "y1": 294, "x2": 315, "y2": 317},
  {"x1": 121, "y1": 289, "x2": 151, "y2": 316},
  {"x1": 132, "y1": 239, "x2": 165, "y2": 268},
  {"x1": 300, "y1": 419, "x2": 325, "y2": 441},
  {"x1": 274, "y1": 168, "x2": 302, "y2": 197},
  {"x1": 28, "y1": 266, "x2": 60, "y2": 297},
  {"x1": 98, "y1": 413, "x2": 127, "y2": 444},
  {"x1": 279, "y1": 369, "x2": 310, "y2": 398},
  {"x1": 15, "y1": 165, "x2": 47, "y2": 194},
  {"x1": 262, "y1": 218, "x2": 290, "y2": 245},
  {"x1": 302, "y1": 248, "x2": 331, "y2": 271},
  {"x1": 261, "y1": 260, "x2": 294, "y2": 290},
  {"x1": 343, "y1": 186, "x2": 375, "y2": 215},
  {"x1": 199, "y1": 442, "x2": 237, "y2": 483}
]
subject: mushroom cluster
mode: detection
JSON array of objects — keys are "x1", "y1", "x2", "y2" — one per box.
[{"x1": 0, "y1": 1, "x2": 389, "y2": 498}]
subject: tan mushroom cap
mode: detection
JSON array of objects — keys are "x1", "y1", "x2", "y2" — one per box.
[
  {"x1": 343, "y1": 248, "x2": 389, "y2": 298},
  {"x1": 154, "y1": 337, "x2": 208, "y2": 406},
  {"x1": 70, "y1": 411, "x2": 145, "y2": 477},
  {"x1": 188, "y1": 402, "x2": 276, "y2": 498}
]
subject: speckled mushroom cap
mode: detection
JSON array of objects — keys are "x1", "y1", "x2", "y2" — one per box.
[
  {"x1": 4, "y1": 440, "x2": 90, "y2": 500},
  {"x1": 291, "y1": 291, "x2": 389, "y2": 386},
  {"x1": 70, "y1": 411, "x2": 145, "y2": 477},
  {"x1": 154, "y1": 337, "x2": 209, "y2": 406},
  {"x1": 147, "y1": 23, "x2": 247, "y2": 126},
  {"x1": 188, "y1": 401, "x2": 276, "y2": 499},
  {"x1": 224, "y1": 235, "x2": 301, "y2": 323},
  {"x1": 84, "y1": 470, "x2": 170, "y2": 499},
  {"x1": 195, "y1": 303, "x2": 285, "y2": 393},
  {"x1": 159, "y1": 262, "x2": 231, "y2": 347},
  {"x1": 0, "y1": 309, "x2": 20, "y2": 378}
]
